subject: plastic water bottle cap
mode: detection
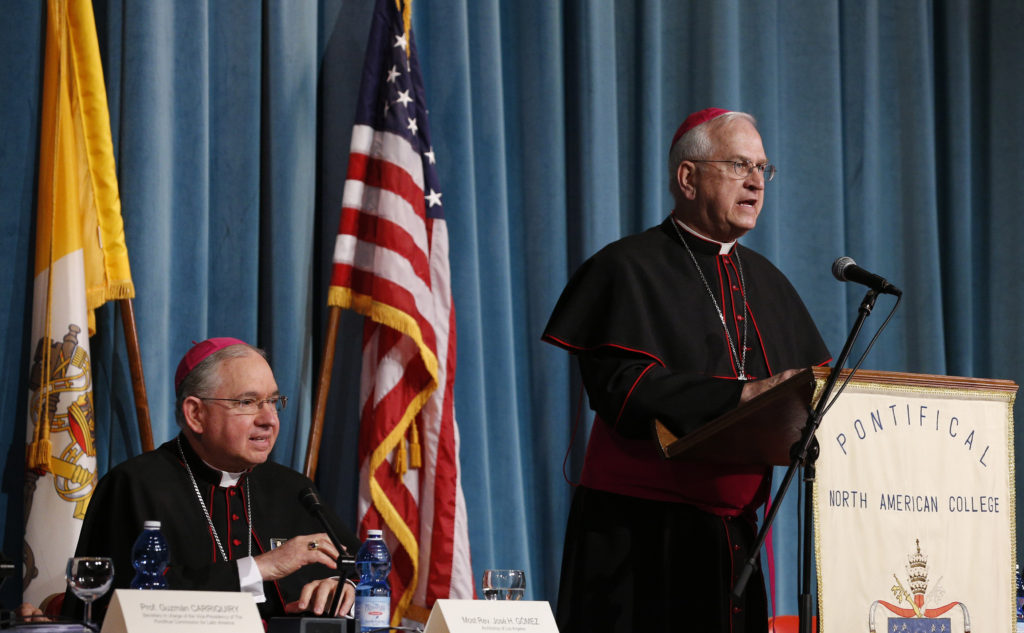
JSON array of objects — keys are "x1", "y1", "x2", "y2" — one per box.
[
  {"x1": 143, "y1": 520, "x2": 161, "y2": 529},
  {"x1": 367, "y1": 529, "x2": 383, "y2": 538}
]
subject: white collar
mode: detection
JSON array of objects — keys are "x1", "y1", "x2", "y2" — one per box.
[
  {"x1": 198, "y1": 456, "x2": 246, "y2": 487},
  {"x1": 674, "y1": 218, "x2": 736, "y2": 255}
]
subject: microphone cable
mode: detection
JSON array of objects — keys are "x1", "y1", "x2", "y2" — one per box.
[{"x1": 820, "y1": 292, "x2": 903, "y2": 419}]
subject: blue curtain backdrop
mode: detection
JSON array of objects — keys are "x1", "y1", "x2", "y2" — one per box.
[{"x1": 2, "y1": 0, "x2": 1023, "y2": 616}]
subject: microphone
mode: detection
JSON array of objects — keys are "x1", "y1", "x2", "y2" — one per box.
[
  {"x1": 300, "y1": 488, "x2": 356, "y2": 616},
  {"x1": 299, "y1": 486, "x2": 325, "y2": 513},
  {"x1": 831, "y1": 256, "x2": 902, "y2": 296}
]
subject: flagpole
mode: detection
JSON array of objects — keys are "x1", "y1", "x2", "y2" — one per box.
[
  {"x1": 118, "y1": 298, "x2": 153, "y2": 452},
  {"x1": 305, "y1": 305, "x2": 341, "y2": 480}
]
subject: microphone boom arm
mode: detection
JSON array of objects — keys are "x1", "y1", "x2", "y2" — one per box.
[{"x1": 300, "y1": 487, "x2": 357, "y2": 617}]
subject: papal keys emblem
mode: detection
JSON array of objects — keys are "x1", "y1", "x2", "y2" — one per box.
[
  {"x1": 23, "y1": 324, "x2": 99, "y2": 590},
  {"x1": 868, "y1": 540, "x2": 970, "y2": 632},
  {"x1": 24, "y1": 324, "x2": 98, "y2": 519}
]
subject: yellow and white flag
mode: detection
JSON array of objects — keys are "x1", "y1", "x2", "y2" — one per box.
[{"x1": 23, "y1": 0, "x2": 134, "y2": 606}]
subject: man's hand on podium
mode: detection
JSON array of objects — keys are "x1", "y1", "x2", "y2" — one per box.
[{"x1": 739, "y1": 368, "x2": 802, "y2": 404}]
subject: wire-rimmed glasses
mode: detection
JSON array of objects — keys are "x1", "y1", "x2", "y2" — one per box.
[
  {"x1": 198, "y1": 395, "x2": 288, "y2": 414},
  {"x1": 688, "y1": 159, "x2": 776, "y2": 182}
]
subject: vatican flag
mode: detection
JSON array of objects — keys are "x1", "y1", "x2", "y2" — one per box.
[{"x1": 23, "y1": 0, "x2": 134, "y2": 606}]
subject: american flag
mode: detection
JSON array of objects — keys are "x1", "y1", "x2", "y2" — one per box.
[{"x1": 328, "y1": 0, "x2": 474, "y2": 623}]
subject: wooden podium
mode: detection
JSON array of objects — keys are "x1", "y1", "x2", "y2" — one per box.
[
  {"x1": 654, "y1": 367, "x2": 1018, "y2": 632},
  {"x1": 653, "y1": 366, "x2": 1016, "y2": 465},
  {"x1": 653, "y1": 367, "x2": 817, "y2": 465}
]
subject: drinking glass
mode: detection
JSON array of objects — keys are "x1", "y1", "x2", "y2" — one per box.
[
  {"x1": 66, "y1": 557, "x2": 115, "y2": 627},
  {"x1": 481, "y1": 569, "x2": 525, "y2": 600}
]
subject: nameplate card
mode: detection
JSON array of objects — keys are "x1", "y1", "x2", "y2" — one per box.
[
  {"x1": 101, "y1": 589, "x2": 263, "y2": 633},
  {"x1": 424, "y1": 599, "x2": 558, "y2": 633}
]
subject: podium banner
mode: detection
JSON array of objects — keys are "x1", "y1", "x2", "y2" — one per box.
[{"x1": 814, "y1": 374, "x2": 1017, "y2": 632}]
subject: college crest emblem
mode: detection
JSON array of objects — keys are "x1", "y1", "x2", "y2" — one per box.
[{"x1": 868, "y1": 540, "x2": 970, "y2": 632}]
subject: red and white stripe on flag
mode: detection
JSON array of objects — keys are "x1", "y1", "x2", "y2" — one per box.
[{"x1": 328, "y1": 0, "x2": 473, "y2": 624}]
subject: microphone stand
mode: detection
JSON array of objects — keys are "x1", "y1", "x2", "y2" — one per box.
[
  {"x1": 300, "y1": 489, "x2": 357, "y2": 618},
  {"x1": 732, "y1": 288, "x2": 879, "y2": 632}
]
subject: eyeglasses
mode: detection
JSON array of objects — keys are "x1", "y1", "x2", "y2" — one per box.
[
  {"x1": 689, "y1": 159, "x2": 776, "y2": 182},
  {"x1": 199, "y1": 395, "x2": 288, "y2": 414}
]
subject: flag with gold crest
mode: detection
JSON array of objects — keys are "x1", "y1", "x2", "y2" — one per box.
[{"x1": 23, "y1": 0, "x2": 134, "y2": 606}]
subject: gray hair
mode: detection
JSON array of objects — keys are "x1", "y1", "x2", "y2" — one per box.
[
  {"x1": 174, "y1": 343, "x2": 267, "y2": 428},
  {"x1": 667, "y1": 111, "x2": 758, "y2": 199}
]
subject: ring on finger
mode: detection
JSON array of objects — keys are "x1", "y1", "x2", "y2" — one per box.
[{"x1": 308, "y1": 540, "x2": 319, "y2": 551}]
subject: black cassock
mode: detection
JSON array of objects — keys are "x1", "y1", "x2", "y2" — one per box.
[
  {"x1": 543, "y1": 217, "x2": 831, "y2": 633},
  {"x1": 63, "y1": 434, "x2": 361, "y2": 624}
]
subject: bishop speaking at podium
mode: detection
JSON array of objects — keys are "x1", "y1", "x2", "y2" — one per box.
[{"x1": 542, "y1": 108, "x2": 831, "y2": 632}]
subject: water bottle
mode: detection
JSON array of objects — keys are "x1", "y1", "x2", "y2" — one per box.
[
  {"x1": 354, "y1": 529, "x2": 391, "y2": 630},
  {"x1": 130, "y1": 520, "x2": 169, "y2": 589}
]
